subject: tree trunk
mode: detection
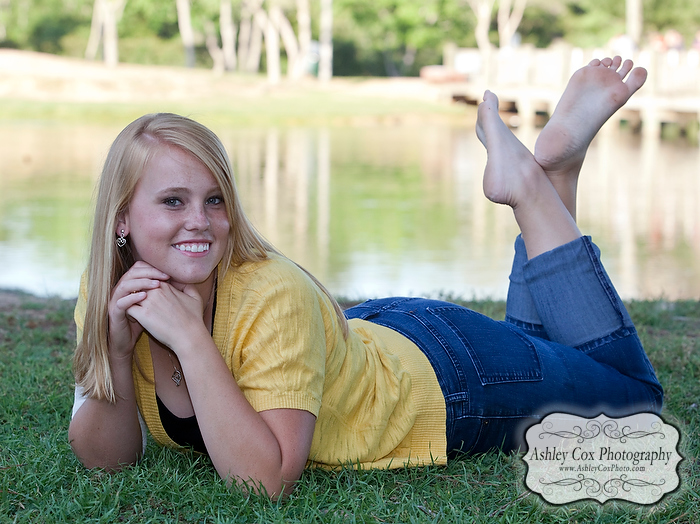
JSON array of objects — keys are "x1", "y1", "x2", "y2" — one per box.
[
  {"x1": 85, "y1": 0, "x2": 103, "y2": 60},
  {"x1": 239, "y1": 0, "x2": 264, "y2": 72},
  {"x1": 497, "y1": 0, "x2": 527, "y2": 49},
  {"x1": 318, "y1": 0, "x2": 333, "y2": 82},
  {"x1": 245, "y1": 3, "x2": 265, "y2": 72},
  {"x1": 466, "y1": 0, "x2": 495, "y2": 52},
  {"x1": 255, "y1": 9, "x2": 280, "y2": 84},
  {"x1": 176, "y1": 0, "x2": 196, "y2": 68},
  {"x1": 270, "y1": 6, "x2": 299, "y2": 78},
  {"x1": 237, "y1": 1, "x2": 253, "y2": 69},
  {"x1": 295, "y1": 0, "x2": 312, "y2": 78},
  {"x1": 220, "y1": 0, "x2": 237, "y2": 70},
  {"x1": 102, "y1": 0, "x2": 126, "y2": 67},
  {"x1": 626, "y1": 0, "x2": 643, "y2": 48},
  {"x1": 204, "y1": 21, "x2": 225, "y2": 74}
]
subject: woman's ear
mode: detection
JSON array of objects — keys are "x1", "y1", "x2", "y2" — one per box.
[{"x1": 115, "y1": 213, "x2": 129, "y2": 238}]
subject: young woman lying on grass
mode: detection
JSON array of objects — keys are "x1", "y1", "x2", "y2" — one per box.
[{"x1": 69, "y1": 56, "x2": 663, "y2": 498}]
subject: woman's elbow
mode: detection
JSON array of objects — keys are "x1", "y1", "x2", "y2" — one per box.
[{"x1": 68, "y1": 423, "x2": 141, "y2": 471}]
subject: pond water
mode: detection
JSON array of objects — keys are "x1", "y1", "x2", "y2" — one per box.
[{"x1": 1, "y1": 120, "x2": 698, "y2": 301}]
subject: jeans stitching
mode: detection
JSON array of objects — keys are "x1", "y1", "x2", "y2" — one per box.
[
  {"x1": 504, "y1": 315, "x2": 550, "y2": 341},
  {"x1": 504, "y1": 314, "x2": 544, "y2": 332},
  {"x1": 431, "y1": 306, "x2": 543, "y2": 384},
  {"x1": 576, "y1": 326, "x2": 636, "y2": 353},
  {"x1": 583, "y1": 236, "x2": 625, "y2": 327}
]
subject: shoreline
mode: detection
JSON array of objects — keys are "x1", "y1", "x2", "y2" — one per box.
[
  {"x1": 0, "y1": 288, "x2": 76, "y2": 312},
  {"x1": 0, "y1": 49, "x2": 446, "y2": 103},
  {"x1": 0, "y1": 286, "x2": 691, "y2": 312},
  {"x1": 0, "y1": 49, "x2": 466, "y2": 119}
]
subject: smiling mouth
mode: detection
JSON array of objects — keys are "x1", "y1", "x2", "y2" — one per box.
[{"x1": 174, "y1": 243, "x2": 210, "y2": 253}]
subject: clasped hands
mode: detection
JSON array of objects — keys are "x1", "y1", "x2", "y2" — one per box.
[{"x1": 108, "y1": 261, "x2": 209, "y2": 359}]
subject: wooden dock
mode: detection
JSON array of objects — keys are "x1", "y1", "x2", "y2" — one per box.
[{"x1": 440, "y1": 46, "x2": 700, "y2": 138}]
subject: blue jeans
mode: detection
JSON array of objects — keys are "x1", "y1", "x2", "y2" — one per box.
[{"x1": 344, "y1": 236, "x2": 663, "y2": 456}]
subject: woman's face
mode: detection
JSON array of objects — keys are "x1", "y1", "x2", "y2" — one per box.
[{"x1": 121, "y1": 146, "x2": 230, "y2": 287}]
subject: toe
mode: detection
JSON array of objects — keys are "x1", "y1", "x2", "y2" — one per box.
[
  {"x1": 482, "y1": 89, "x2": 499, "y2": 108},
  {"x1": 618, "y1": 59, "x2": 634, "y2": 79},
  {"x1": 625, "y1": 67, "x2": 648, "y2": 93}
]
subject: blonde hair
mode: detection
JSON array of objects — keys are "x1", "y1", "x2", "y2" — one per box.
[{"x1": 73, "y1": 113, "x2": 348, "y2": 402}]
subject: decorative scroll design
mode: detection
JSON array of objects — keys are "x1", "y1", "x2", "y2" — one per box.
[{"x1": 538, "y1": 420, "x2": 665, "y2": 444}]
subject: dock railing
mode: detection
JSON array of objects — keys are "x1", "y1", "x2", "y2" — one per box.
[{"x1": 442, "y1": 45, "x2": 700, "y2": 137}]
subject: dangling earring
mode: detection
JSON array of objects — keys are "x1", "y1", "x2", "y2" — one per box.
[{"x1": 116, "y1": 229, "x2": 127, "y2": 248}]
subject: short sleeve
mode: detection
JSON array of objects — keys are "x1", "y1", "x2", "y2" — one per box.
[{"x1": 218, "y1": 258, "x2": 333, "y2": 417}]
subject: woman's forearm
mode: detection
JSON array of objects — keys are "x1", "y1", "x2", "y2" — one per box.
[
  {"x1": 177, "y1": 338, "x2": 311, "y2": 498},
  {"x1": 68, "y1": 355, "x2": 143, "y2": 470}
]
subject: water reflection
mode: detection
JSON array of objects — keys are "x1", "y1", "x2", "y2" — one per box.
[
  {"x1": 0, "y1": 120, "x2": 698, "y2": 300},
  {"x1": 0, "y1": 124, "x2": 115, "y2": 297}
]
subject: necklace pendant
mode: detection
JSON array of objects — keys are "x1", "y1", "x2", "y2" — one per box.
[{"x1": 171, "y1": 369, "x2": 182, "y2": 387}]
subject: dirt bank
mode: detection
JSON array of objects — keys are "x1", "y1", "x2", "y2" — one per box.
[{"x1": 0, "y1": 49, "x2": 449, "y2": 104}]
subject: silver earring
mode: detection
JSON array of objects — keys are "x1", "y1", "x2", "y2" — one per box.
[{"x1": 116, "y1": 229, "x2": 127, "y2": 248}]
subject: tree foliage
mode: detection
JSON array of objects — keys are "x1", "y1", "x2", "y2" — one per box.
[
  {"x1": 1, "y1": 0, "x2": 699, "y2": 75},
  {"x1": 334, "y1": 0, "x2": 476, "y2": 76},
  {"x1": 0, "y1": 0, "x2": 93, "y2": 53},
  {"x1": 120, "y1": 0, "x2": 180, "y2": 39},
  {"x1": 645, "y1": 0, "x2": 700, "y2": 42},
  {"x1": 555, "y1": 0, "x2": 700, "y2": 48}
]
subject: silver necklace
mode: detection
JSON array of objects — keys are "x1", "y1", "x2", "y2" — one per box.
[
  {"x1": 166, "y1": 351, "x2": 183, "y2": 386},
  {"x1": 162, "y1": 277, "x2": 216, "y2": 387}
]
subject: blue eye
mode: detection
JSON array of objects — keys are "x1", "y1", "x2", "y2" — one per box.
[
  {"x1": 207, "y1": 196, "x2": 223, "y2": 205},
  {"x1": 163, "y1": 198, "x2": 182, "y2": 206}
]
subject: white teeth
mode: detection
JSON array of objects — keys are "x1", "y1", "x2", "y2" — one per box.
[{"x1": 176, "y1": 243, "x2": 210, "y2": 253}]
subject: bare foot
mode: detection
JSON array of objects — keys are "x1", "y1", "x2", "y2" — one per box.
[
  {"x1": 476, "y1": 90, "x2": 582, "y2": 258},
  {"x1": 477, "y1": 90, "x2": 546, "y2": 208},
  {"x1": 534, "y1": 56, "x2": 647, "y2": 177}
]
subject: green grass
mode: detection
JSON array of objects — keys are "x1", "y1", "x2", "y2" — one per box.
[
  {"x1": 1, "y1": 293, "x2": 698, "y2": 523},
  {"x1": 0, "y1": 89, "x2": 469, "y2": 129}
]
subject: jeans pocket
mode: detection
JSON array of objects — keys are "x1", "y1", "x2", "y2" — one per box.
[
  {"x1": 427, "y1": 306, "x2": 543, "y2": 386},
  {"x1": 344, "y1": 298, "x2": 413, "y2": 321}
]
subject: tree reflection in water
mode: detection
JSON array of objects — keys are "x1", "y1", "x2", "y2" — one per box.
[{"x1": 0, "y1": 121, "x2": 698, "y2": 300}]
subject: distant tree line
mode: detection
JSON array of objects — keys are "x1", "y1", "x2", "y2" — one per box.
[{"x1": 0, "y1": 0, "x2": 698, "y2": 77}]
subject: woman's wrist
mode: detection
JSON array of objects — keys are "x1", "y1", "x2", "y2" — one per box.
[
  {"x1": 109, "y1": 349, "x2": 134, "y2": 368},
  {"x1": 107, "y1": 350, "x2": 138, "y2": 396},
  {"x1": 168, "y1": 322, "x2": 213, "y2": 359},
  {"x1": 172, "y1": 329, "x2": 219, "y2": 368}
]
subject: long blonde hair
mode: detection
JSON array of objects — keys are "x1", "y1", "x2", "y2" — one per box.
[{"x1": 74, "y1": 113, "x2": 348, "y2": 402}]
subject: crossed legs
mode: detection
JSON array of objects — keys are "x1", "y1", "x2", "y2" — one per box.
[
  {"x1": 466, "y1": 58, "x2": 662, "y2": 432},
  {"x1": 477, "y1": 56, "x2": 648, "y2": 345},
  {"x1": 476, "y1": 56, "x2": 647, "y2": 258}
]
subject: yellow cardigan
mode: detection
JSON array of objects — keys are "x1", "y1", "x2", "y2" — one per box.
[{"x1": 76, "y1": 254, "x2": 447, "y2": 469}]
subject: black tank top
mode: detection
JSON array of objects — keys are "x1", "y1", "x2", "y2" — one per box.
[
  {"x1": 156, "y1": 395, "x2": 207, "y2": 454},
  {"x1": 155, "y1": 286, "x2": 216, "y2": 455}
]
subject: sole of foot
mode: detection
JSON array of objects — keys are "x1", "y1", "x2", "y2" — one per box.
[{"x1": 533, "y1": 56, "x2": 647, "y2": 177}]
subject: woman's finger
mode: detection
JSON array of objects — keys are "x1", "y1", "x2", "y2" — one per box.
[
  {"x1": 113, "y1": 278, "x2": 162, "y2": 299},
  {"x1": 114, "y1": 290, "x2": 148, "y2": 312},
  {"x1": 122, "y1": 261, "x2": 170, "y2": 281}
]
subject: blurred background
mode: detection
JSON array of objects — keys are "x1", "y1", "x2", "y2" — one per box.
[
  {"x1": 0, "y1": 0, "x2": 699, "y2": 301},
  {"x1": 1, "y1": 1, "x2": 699, "y2": 76}
]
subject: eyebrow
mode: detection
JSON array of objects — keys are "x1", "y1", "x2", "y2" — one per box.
[
  {"x1": 156, "y1": 187, "x2": 189, "y2": 194},
  {"x1": 155, "y1": 185, "x2": 222, "y2": 195}
]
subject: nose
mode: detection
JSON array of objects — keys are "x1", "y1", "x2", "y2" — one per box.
[{"x1": 185, "y1": 204, "x2": 210, "y2": 230}]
